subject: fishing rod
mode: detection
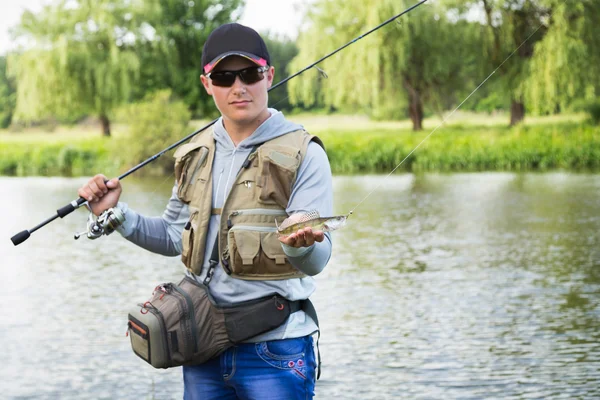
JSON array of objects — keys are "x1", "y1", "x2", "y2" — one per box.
[{"x1": 10, "y1": 0, "x2": 429, "y2": 246}]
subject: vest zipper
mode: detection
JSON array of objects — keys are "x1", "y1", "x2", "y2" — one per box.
[
  {"x1": 228, "y1": 225, "x2": 278, "y2": 233},
  {"x1": 222, "y1": 148, "x2": 237, "y2": 205},
  {"x1": 229, "y1": 209, "x2": 288, "y2": 218},
  {"x1": 217, "y1": 146, "x2": 261, "y2": 277}
]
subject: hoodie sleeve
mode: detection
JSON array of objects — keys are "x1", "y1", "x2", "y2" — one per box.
[
  {"x1": 115, "y1": 182, "x2": 188, "y2": 256},
  {"x1": 282, "y1": 140, "x2": 334, "y2": 276}
]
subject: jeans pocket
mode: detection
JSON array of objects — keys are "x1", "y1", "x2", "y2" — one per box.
[{"x1": 256, "y1": 337, "x2": 310, "y2": 376}]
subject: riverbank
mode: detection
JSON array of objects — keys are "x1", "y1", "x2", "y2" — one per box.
[{"x1": 1, "y1": 113, "x2": 597, "y2": 176}]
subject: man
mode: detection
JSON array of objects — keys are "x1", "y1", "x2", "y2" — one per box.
[{"x1": 78, "y1": 23, "x2": 333, "y2": 400}]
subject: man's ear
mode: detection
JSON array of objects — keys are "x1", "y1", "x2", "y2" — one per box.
[
  {"x1": 200, "y1": 75, "x2": 213, "y2": 95},
  {"x1": 266, "y1": 66, "x2": 275, "y2": 89}
]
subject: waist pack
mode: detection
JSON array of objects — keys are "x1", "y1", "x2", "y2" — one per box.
[{"x1": 127, "y1": 276, "x2": 301, "y2": 369}]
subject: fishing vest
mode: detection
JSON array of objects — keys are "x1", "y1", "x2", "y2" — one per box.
[{"x1": 173, "y1": 127, "x2": 324, "y2": 281}]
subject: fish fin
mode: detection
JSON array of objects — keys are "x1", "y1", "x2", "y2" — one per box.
[{"x1": 278, "y1": 210, "x2": 321, "y2": 231}]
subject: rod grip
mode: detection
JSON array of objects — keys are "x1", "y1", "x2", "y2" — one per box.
[
  {"x1": 11, "y1": 230, "x2": 30, "y2": 246},
  {"x1": 57, "y1": 197, "x2": 86, "y2": 218}
]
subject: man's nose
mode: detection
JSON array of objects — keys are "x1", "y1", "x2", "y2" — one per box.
[{"x1": 231, "y1": 76, "x2": 246, "y2": 94}]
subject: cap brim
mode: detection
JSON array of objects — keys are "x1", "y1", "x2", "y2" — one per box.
[{"x1": 204, "y1": 51, "x2": 268, "y2": 74}]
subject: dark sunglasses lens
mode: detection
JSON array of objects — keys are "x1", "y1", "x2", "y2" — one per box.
[
  {"x1": 239, "y1": 68, "x2": 264, "y2": 84},
  {"x1": 210, "y1": 71, "x2": 236, "y2": 87}
]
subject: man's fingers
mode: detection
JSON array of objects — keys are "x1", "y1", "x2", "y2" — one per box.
[
  {"x1": 93, "y1": 174, "x2": 109, "y2": 193},
  {"x1": 88, "y1": 180, "x2": 103, "y2": 198},
  {"x1": 106, "y1": 178, "x2": 120, "y2": 189},
  {"x1": 313, "y1": 230, "x2": 325, "y2": 242}
]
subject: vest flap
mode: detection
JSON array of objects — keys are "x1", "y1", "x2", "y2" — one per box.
[
  {"x1": 259, "y1": 145, "x2": 301, "y2": 172},
  {"x1": 173, "y1": 142, "x2": 206, "y2": 160},
  {"x1": 233, "y1": 230, "x2": 261, "y2": 265}
]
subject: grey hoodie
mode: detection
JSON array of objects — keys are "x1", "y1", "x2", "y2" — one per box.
[{"x1": 116, "y1": 109, "x2": 333, "y2": 341}]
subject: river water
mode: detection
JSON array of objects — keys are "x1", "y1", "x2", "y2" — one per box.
[{"x1": 1, "y1": 173, "x2": 599, "y2": 399}]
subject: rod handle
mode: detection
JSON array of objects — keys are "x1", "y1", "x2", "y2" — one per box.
[
  {"x1": 11, "y1": 230, "x2": 31, "y2": 246},
  {"x1": 57, "y1": 197, "x2": 87, "y2": 218}
]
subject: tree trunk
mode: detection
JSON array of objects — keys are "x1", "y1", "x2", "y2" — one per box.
[
  {"x1": 510, "y1": 100, "x2": 525, "y2": 126},
  {"x1": 100, "y1": 114, "x2": 111, "y2": 137},
  {"x1": 409, "y1": 96, "x2": 424, "y2": 131},
  {"x1": 403, "y1": 78, "x2": 423, "y2": 131}
]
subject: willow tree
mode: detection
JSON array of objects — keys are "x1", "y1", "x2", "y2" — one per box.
[
  {"x1": 447, "y1": 0, "x2": 555, "y2": 125},
  {"x1": 288, "y1": 0, "x2": 480, "y2": 130},
  {"x1": 0, "y1": 57, "x2": 16, "y2": 128},
  {"x1": 524, "y1": 0, "x2": 600, "y2": 116},
  {"x1": 134, "y1": 0, "x2": 243, "y2": 118},
  {"x1": 9, "y1": 0, "x2": 149, "y2": 136}
]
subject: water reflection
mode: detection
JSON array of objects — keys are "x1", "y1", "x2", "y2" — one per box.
[{"x1": 1, "y1": 173, "x2": 599, "y2": 399}]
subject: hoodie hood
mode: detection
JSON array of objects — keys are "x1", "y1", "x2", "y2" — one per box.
[{"x1": 212, "y1": 108, "x2": 303, "y2": 151}]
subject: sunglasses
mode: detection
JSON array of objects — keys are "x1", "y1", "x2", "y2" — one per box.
[{"x1": 206, "y1": 66, "x2": 269, "y2": 87}]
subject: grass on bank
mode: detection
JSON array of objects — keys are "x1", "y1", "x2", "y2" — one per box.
[{"x1": 0, "y1": 113, "x2": 598, "y2": 176}]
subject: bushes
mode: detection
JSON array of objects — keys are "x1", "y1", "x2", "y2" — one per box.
[
  {"x1": 115, "y1": 90, "x2": 191, "y2": 175},
  {"x1": 320, "y1": 123, "x2": 600, "y2": 174},
  {"x1": 1, "y1": 115, "x2": 599, "y2": 176},
  {"x1": 0, "y1": 138, "x2": 119, "y2": 176},
  {"x1": 585, "y1": 101, "x2": 600, "y2": 125}
]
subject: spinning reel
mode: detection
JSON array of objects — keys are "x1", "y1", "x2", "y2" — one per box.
[{"x1": 74, "y1": 205, "x2": 125, "y2": 240}]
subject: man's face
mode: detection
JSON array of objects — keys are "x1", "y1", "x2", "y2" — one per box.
[{"x1": 201, "y1": 56, "x2": 274, "y2": 126}]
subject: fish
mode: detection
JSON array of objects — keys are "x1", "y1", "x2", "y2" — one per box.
[{"x1": 275, "y1": 210, "x2": 351, "y2": 236}]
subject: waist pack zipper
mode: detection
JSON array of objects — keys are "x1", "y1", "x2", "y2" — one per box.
[
  {"x1": 163, "y1": 285, "x2": 193, "y2": 359},
  {"x1": 142, "y1": 304, "x2": 171, "y2": 365},
  {"x1": 172, "y1": 285, "x2": 199, "y2": 354}
]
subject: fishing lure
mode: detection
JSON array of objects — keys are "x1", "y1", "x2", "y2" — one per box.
[{"x1": 276, "y1": 210, "x2": 352, "y2": 236}]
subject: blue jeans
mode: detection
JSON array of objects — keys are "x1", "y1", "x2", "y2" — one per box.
[{"x1": 183, "y1": 336, "x2": 316, "y2": 400}]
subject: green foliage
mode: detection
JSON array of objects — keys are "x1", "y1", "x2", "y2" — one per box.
[
  {"x1": 1, "y1": 116, "x2": 598, "y2": 176},
  {"x1": 262, "y1": 33, "x2": 299, "y2": 111},
  {"x1": 447, "y1": 0, "x2": 551, "y2": 124},
  {"x1": 9, "y1": 0, "x2": 146, "y2": 132},
  {"x1": 288, "y1": 0, "x2": 482, "y2": 125},
  {"x1": 0, "y1": 57, "x2": 16, "y2": 128},
  {"x1": 525, "y1": 0, "x2": 600, "y2": 115},
  {"x1": 0, "y1": 137, "x2": 118, "y2": 176},
  {"x1": 134, "y1": 0, "x2": 243, "y2": 119},
  {"x1": 116, "y1": 89, "x2": 191, "y2": 175},
  {"x1": 583, "y1": 101, "x2": 600, "y2": 125},
  {"x1": 319, "y1": 122, "x2": 600, "y2": 173}
]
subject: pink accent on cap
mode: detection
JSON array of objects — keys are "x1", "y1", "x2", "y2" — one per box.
[{"x1": 204, "y1": 56, "x2": 268, "y2": 74}]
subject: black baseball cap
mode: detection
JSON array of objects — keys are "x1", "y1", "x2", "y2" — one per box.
[{"x1": 201, "y1": 23, "x2": 271, "y2": 74}]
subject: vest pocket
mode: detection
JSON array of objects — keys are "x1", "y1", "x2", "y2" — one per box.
[
  {"x1": 256, "y1": 148, "x2": 300, "y2": 209},
  {"x1": 227, "y1": 226, "x2": 301, "y2": 280},
  {"x1": 261, "y1": 232, "x2": 287, "y2": 265}
]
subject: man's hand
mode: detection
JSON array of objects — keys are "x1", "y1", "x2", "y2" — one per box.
[
  {"x1": 278, "y1": 226, "x2": 325, "y2": 248},
  {"x1": 77, "y1": 174, "x2": 122, "y2": 216}
]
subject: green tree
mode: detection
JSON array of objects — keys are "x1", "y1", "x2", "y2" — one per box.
[
  {"x1": 134, "y1": 0, "x2": 243, "y2": 118},
  {"x1": 262, "y1": 33, "x2": 299, "y2": 111},
  {"x1": 0, "y1": 56, "x2": 16, "y2": 128},
  {"x1": 524, "y1": 0, "x2": 600, "y2": 117},
  {"x1": 447, "y1": 0, "x2": 551, "y2": 125},
  {"x1": 9, "y1": 0, "x2": 149, "y2": 136},
  {"x1": 289, "y1": 0, "x2": 480, "y2": 130},
  {"x1": 117, "y1": 89, "x2": 190, "y2": 174},
  {"x1": 9, "y1": 0, "x2": 242, "y2": 135}
]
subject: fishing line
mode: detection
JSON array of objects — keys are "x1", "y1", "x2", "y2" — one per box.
[{"x1": 347, "y1": 19, "x2": 548, "y2": 216}]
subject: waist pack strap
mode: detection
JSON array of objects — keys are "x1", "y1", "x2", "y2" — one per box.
[{"x1": 300, "y1": 299, "x2": 321, "y2": 380}]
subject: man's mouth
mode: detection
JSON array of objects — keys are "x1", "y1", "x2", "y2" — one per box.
[{"x1": 230, "y1": 100, "x2": 251, "y2": 105}]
